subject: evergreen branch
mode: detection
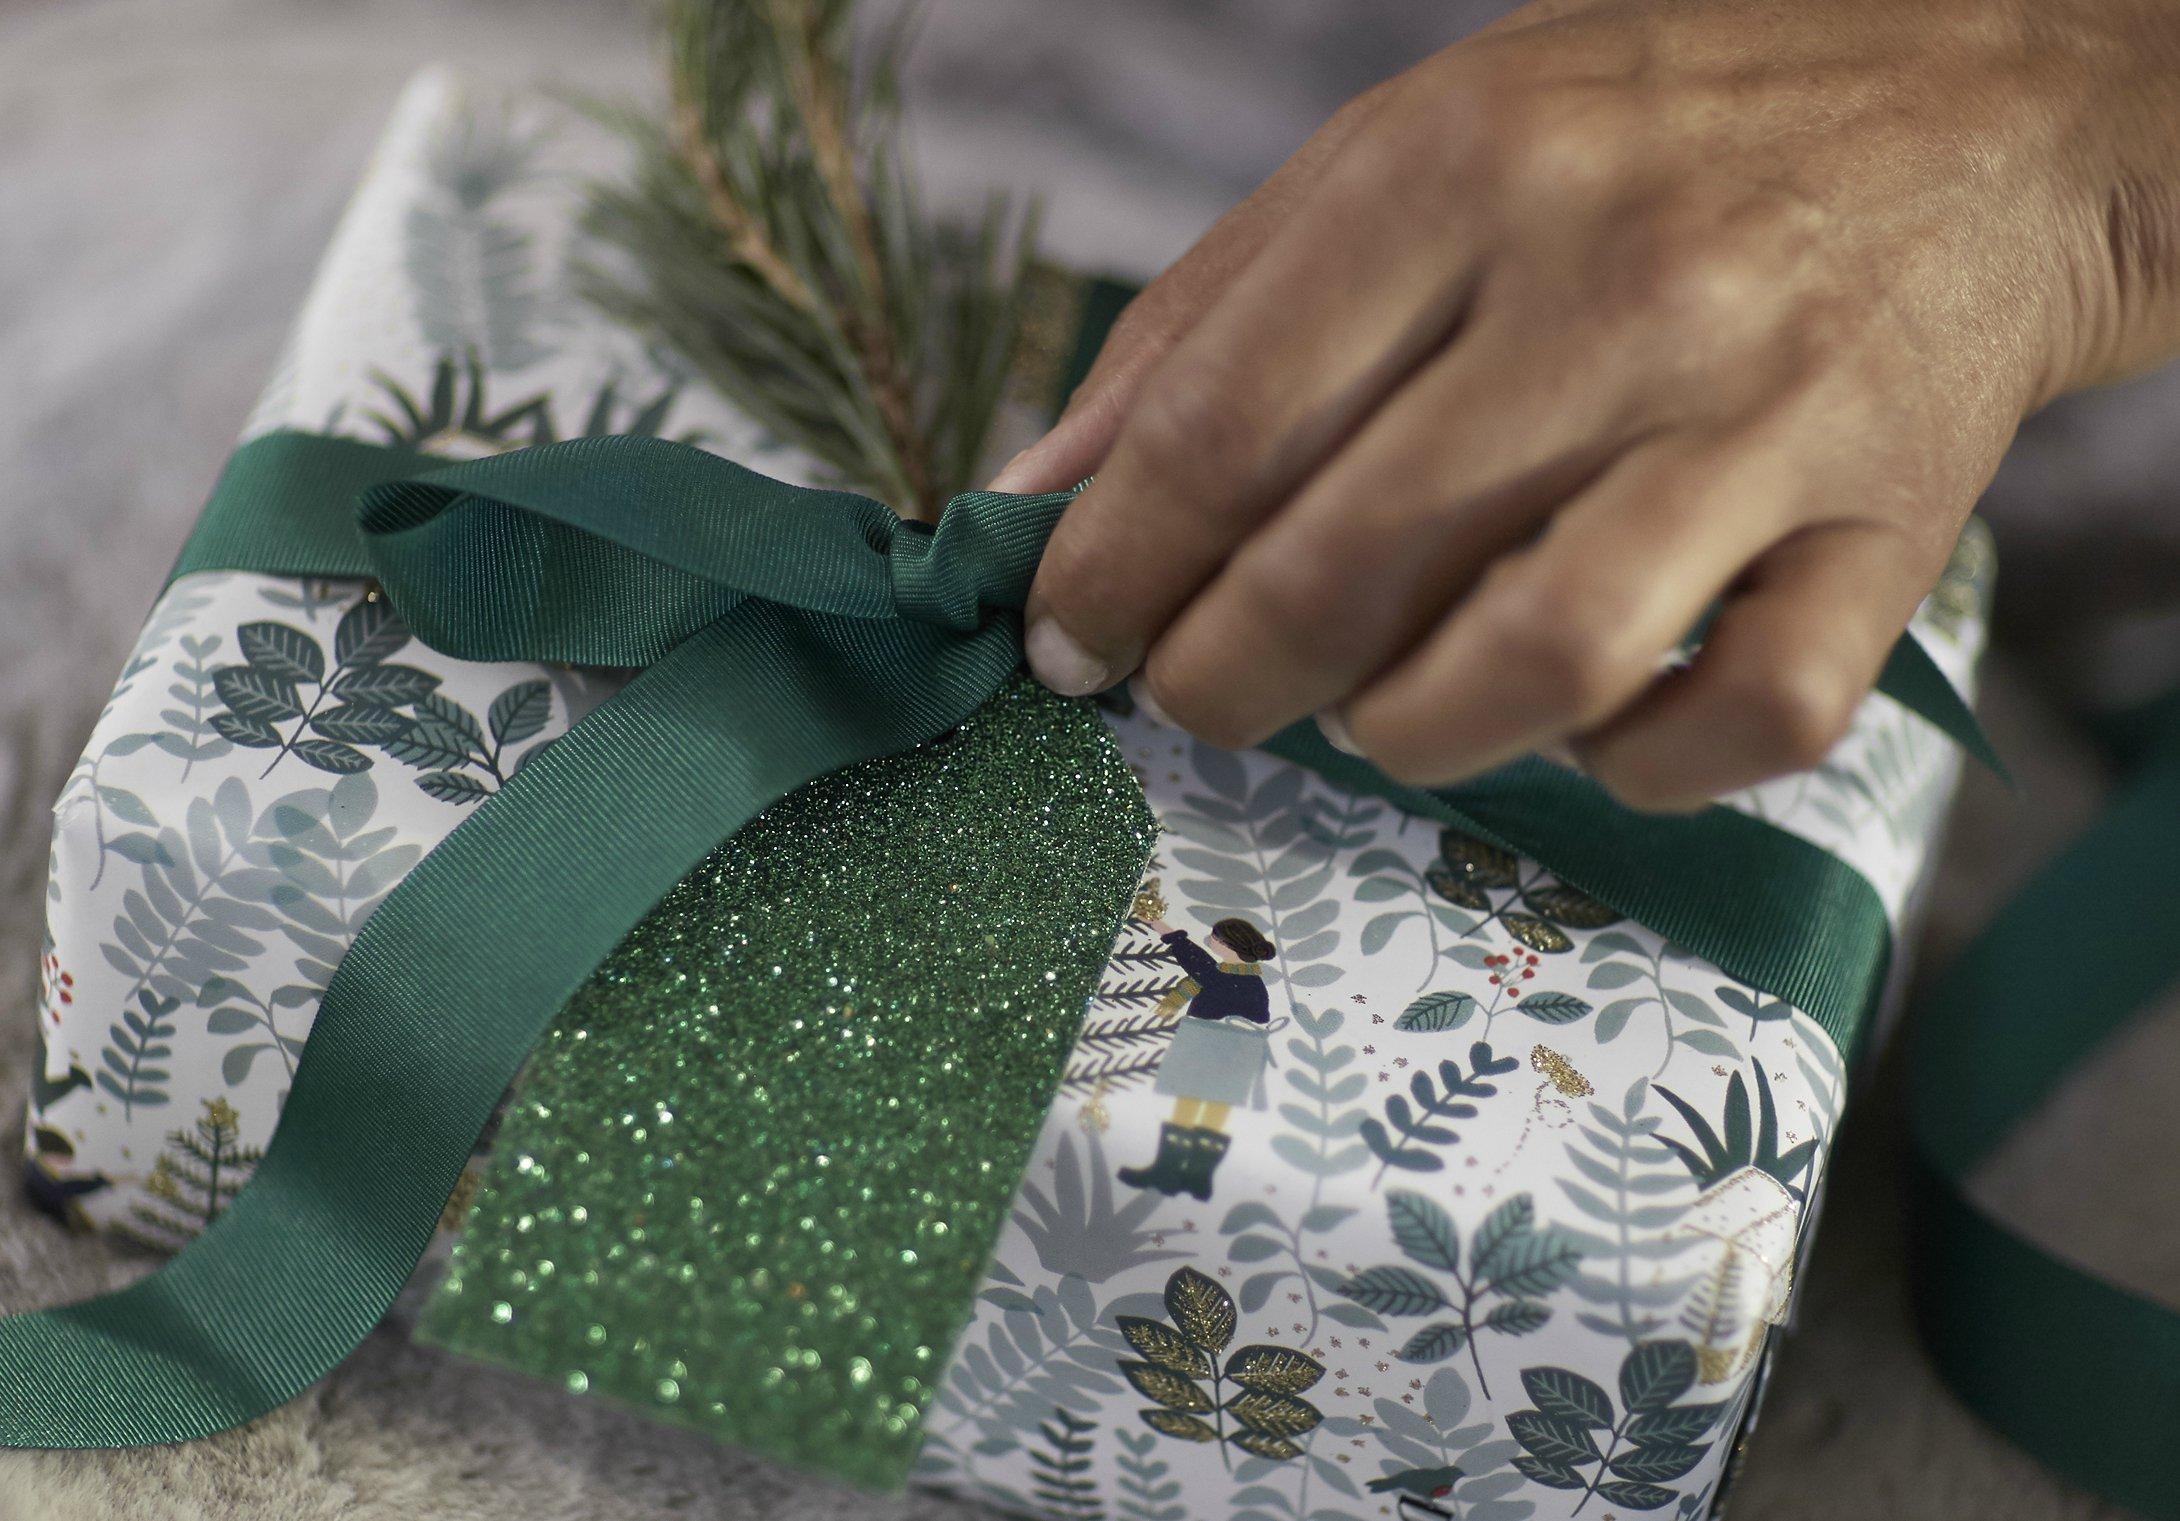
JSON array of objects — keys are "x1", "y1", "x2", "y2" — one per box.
[
  {"x1": 583, "y1": 0, "x2": 1038, "y2": 518},
  {"x1": 1078, "y1": 1008, "x2": 1189, "y2": 1047},
  {"x1": 1058, "y1": 1050, "x2": 1165, "y2": 1095},
  {"x1": 670, "y1": 83, "x2": 819, "y2": 317},
  {"x1": 1092, "y1": 977, "x2": 1190, "y2": 1010}
]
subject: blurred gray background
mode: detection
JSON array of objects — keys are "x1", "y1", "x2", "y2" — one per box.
[{"x1": 2, "y1": 1, "x2": 2176, "y2": 1517}]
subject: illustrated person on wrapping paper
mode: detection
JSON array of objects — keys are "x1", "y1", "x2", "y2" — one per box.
[{"x1": 1117, "y1": 881, "x2": 1278, "y2": 1202}]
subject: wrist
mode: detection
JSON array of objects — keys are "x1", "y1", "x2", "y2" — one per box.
[{"x1": 2028, "y1": 0, "x2": 2180, "y2": 400}]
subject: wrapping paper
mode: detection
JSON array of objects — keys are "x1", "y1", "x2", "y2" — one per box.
[{"x1": 24, "y1": 72, "x2": 1987, "y2": 1519}]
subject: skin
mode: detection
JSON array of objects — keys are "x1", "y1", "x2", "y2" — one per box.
[{"x1": 996, "y1": 0, "x2": 2180, "y2": 809}]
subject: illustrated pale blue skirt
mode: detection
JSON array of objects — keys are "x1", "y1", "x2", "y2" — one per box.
[{"x1": 1153, "y1": 1017, "x2": 1270, "y2": 1108}]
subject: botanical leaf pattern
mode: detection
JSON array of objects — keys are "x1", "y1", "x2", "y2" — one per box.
[
  {"x1": 920, "y1": 683, "x2": 1978, "y2": 1519},
  {"x1": 1335, "y1": 1190, "x2": 1579, "y2": 1399}
]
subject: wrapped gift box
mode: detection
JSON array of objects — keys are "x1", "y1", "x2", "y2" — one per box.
[{"x1": 22, "y1": 70, "x2": 1989, "y2": 1520}]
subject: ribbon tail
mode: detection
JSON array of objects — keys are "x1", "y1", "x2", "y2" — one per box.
[
  {"x1": 1874, "y1": 634, "x2": 2008, "y2": 782},
  {"x1": 1908, "y1": 740, "x2": 2180, "y2": 1515}
]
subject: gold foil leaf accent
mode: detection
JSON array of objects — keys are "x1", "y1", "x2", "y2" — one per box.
[
  {"x1": 1131, "y1": 878, "x2": 1169, "y2": 924},
  {"x1": 1529, "y1": 1044, "x2": 1594, "y2": 1098}
]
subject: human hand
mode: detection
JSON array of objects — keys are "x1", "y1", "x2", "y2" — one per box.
[{"x1": 1000, "y1": 0, "x2": 2180, "y2": 808}]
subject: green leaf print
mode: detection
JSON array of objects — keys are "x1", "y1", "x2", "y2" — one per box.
[
  {"x1": 1555, "y1": 1085, "x2": 1699, "y2": 1345},
  {"x1": 214, "y1": 665, "x2": 302, "y2": 724},
  {"x1": 1652, "y1": 1063, "x2": 1819, "y2": 1199},
  {"x1": 1514, "y1": 991, "x2": 1594, "y2": 1025},
  {"x1": 1388, "y1": 1189, "x2": 1464, "y2": 1273},
  {"x1": 236, "y1": 622, "x2": 324, "y2": 684},
  {"x1": 310, "y1": 704, "x2": 411, "y2": 745},
  {"x1": 289, "y1": 738, "x2": 370, "y2": 775},
  {"x1": 386, "y1": 682, "x2": 547, "y2": 804},
  {"x1": 210, "y1": 712, "x2": 280, "y2": 748},
  {"x1": 1338, "y1": 1266, "x2": 1449, "y2": 1318},
  {"x1": 1114, "y1": 1427, "x2": 1185, "y2": 1521},
  {"x1": 209, "y1": 600, "x2": 460, "y2": 782},
  {"x1": 157, "y1": 631, "x2": 235, "y2": 776},
  {"x1": 330, "y1": 663, "x2": 440, "y2": 707},
  {"x1": 488, "y1": 679, "x2": 551, "y2": 747},
  {"x1": 1360, "y1": 1042, "x2": 1519, "y2": 1181},
  {"x1": 95, "y1": 989, "x2": 179, "y2": 1117},
  {"x1": 1125, "y1": 1266, "x2": 1324, "y2": 1471},
  {"x1": 1336, "y1": 1189, "x2": 1579, "y2": 1399},
  {"x1": 419, "y1": 771, "x2": 494, "y2": 805},
  {"x1": 1396, "y1": 991, "x2": 1479, "y2": 1033},
  {"x1": 1503, "y1": 1342, "x2": 1726, "y2": 1513},
  {"x1": 1027, "y1": 1406, "x2": 1105, "y2": 1521},
  {"x1": 334, "y1": 597, "x2": 410, "y2": 666}
]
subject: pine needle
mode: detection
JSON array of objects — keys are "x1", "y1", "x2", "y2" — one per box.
[{"x1": 580, "y1": 0, "x2": 1041, "y2": 519}]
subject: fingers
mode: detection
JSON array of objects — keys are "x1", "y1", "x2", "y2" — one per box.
[
  {"x1": 987, "y1": 211, "x2": 1275, "y2": 497},
  {"x1": 1137, "y1": 309, "x2": 1646, "y2": 748},
  {"x1": 1338, "y1": 431, "x2": 1804, "y2": 784},
  {"x1": 1025, "y1": 108, "x2": 1485, "y2": 694},
  {"x1": 1576, "y1": 521, "x2": 1945, "y2": 810},
  {"x1": 989, "y1": 82, "x2": 1402, "y2": 496}
]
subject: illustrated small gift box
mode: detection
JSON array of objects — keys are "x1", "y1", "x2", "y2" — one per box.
[{"x1": 9, "y1": 66, "x2": 1997, "y2": 1521}]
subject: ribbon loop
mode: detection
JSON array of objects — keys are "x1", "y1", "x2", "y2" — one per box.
[{"x1": 357, "y1": 437, "x2": 915, "y2": 668}]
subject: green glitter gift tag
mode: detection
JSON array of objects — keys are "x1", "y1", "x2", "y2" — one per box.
[{"x1": 418, "y1": 679, "x2": 1155, "y2": 1488}]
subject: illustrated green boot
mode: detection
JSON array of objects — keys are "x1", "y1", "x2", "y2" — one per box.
[
  {"x1": 1174, "y1": 1127, "x2": 1231, "y2": 1202},
  {"x1": 1117, "y1": 1122, "x2": 1197, "y2": 1196}
]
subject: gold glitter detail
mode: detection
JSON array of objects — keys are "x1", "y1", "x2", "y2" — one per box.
[
  {"x1": 1080, "y1": 1075, "x2": 1113, "y2": 1135},
  {"x1": 419, "y1": 679, "x2": 1155, "y2": 1487},
  {"x1": 1130, "y1": 878, "x2": 1168, "y2": 923},
  {"x1": 437, "y1": 1168, "x2": 482, "y2": 1234},
  {"x1": 1529, "y1": 1044, "x2": 1594, "y2": 1098}
]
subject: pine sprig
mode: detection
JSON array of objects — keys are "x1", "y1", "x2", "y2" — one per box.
[{"x1": 582, "y1": 0, "x2": 1040, "y2": 518}]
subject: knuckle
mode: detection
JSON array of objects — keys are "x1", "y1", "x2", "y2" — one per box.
[
  {"x1": 1734, "y1": 659, "x2": 1857, "y2": 773},
  {"x1": 1125, "y1": 368, "x2": 1254, "y2": 483},
  {"x1": 1320, "y1": 129, "x2": 1424, "y2": 214},
  {"x1": 1326, "y1": 80, "x2": 1496, "y2": 209},
  {"x1": 1641, "y1": 242, "x2": 1768, "y2": 332},
  {"x1": 1476, "y1": 575, "x2": 1641, "y2": 718},
  {"x1": 1224, "y1": 543, "x2": 1363, "y2": 646},
  {"x1": 1500, "y1": 103, "x2": 1619, "y2": 197}
]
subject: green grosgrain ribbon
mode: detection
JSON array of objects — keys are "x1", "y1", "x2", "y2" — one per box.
[
  {"x1": 1910, "y1": 690, "x2": 2180, "y2": 1519},
  {"x1": 0, "y1": 428, "x2": 1977, "y2": 1466}
]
